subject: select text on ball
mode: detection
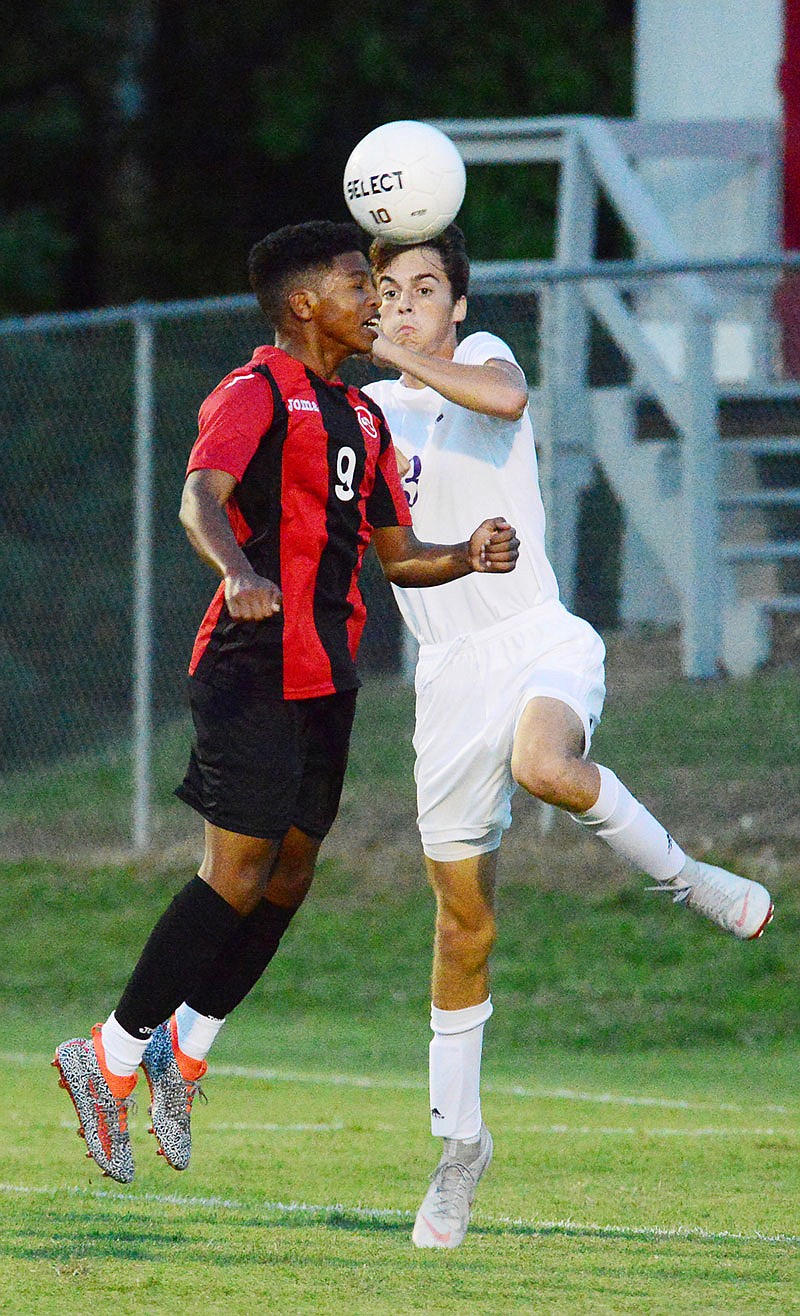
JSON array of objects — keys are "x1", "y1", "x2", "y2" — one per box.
[{"x1": 345, "y1": 171, "x2": 405, "y2": 201}]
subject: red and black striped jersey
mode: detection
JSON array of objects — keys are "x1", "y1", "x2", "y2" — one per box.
[{"x1": 186, "y1": 344, "x2": 411, "y2": 700}]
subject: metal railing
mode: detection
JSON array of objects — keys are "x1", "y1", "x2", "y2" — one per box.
[
  {"x1": 3, "y1": 254, "x2": 800, "y2": 853},
  {"x1": 437, "y1": 114, "x2": 780, "y2": 677}
]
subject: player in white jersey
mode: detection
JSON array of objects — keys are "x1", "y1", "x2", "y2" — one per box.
[{"x1": 364, "y1": 225, "x2": 774, "y2": 1250}]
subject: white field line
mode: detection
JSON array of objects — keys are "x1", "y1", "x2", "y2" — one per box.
[
  {"x1": 0, "y1": 1182, "x2": 797, "y2": 1248},
  {"x1": 504, "y1": 1124, "x2": 794, "y2": 1138},
  {"x1": 3, "y1": 1050, "x2": 791, "y2": 1116},
  {"x1": 57, "y1": 1117, "x2": 794, "y2": 1139},
  {"x1": 166, "y1": 1120, "x2": 345, "y2": 1134},
  {"x1": 56, "y1": 1115, "x2": 794, "y2": 1140},
  {"x1": 58, "y1": 1119, "x2": 344, "y2": 1134}
]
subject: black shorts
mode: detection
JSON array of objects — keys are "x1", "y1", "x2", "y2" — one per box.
[{"x1": 175, "y1": 679, "x2": 358, "y2": 841}]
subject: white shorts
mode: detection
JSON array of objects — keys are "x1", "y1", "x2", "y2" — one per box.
[{"x1": 412, "y1": 602, "x2": 606, "y2": 857}]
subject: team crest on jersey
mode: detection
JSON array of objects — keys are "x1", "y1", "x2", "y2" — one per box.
[{"x1": 354, "y1": 404, "x2": 379, "y2": 440}]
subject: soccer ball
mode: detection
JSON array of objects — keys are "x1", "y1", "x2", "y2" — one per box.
[{"x1": 343, "y1": 120, "x2": 466, "y2": 244}]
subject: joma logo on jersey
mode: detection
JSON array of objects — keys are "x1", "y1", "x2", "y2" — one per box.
[
  {"x1": 287, "y1": 397, "x2": 320, "y2": 413},
  {"x1": 355, "y1": 405, "x2": 379, "y2": 440}
]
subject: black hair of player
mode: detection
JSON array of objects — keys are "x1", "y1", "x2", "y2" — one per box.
[
  {"x1": 248, "y1": 220, "x2": 367, "y2": 326},
  {"x1": 368, "y1": 223, "x2": 470, "y2": 303}
]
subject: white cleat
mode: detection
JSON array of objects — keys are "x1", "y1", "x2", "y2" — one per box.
[
  {"x1": 657, "y1": 858, "x2": 774, "y2": 940},
  {"x1": 412, "y1": 1123, "x2": 493, "y2": 1249}
]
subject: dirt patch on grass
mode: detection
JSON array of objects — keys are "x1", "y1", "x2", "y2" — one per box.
[
  {"x1": 325, "y1": 772, "x2": 797, "y2": 904},
  {"x1": 323, "y1": 624, "x2": 799, "y2": 899},
  {"x1": 3, "y1": 624, "x2": 798, "y2": 898}
]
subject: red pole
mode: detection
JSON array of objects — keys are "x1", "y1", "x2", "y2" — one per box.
[
  {"x1": 778, "y1": 0, "x2": 800, "y2": 374},
  {"x1": 781, "y1": 0, "x2": 800, "y2": 247}
]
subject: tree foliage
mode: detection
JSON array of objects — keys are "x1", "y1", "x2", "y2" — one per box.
[{"x1": 0, "y1": 0, "x2": 632, "y2": 313}]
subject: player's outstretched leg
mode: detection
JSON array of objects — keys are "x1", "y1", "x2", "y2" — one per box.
[
  {"x1": 52, "y1": 1025, "x2": 137, "y2": 1183},
  {"x1": 513, "y1": 703, "x2": 775, "y2": 942},
  {"x1": 653, "y1": 857, "x2": 773, "y2": 940},
  {"x1": 570, "y1": 767, "x2": 774, "y2": 940},
  {"x1": 141, "y1": 1016, "x2": 207, "y2": 1171},
  {"x1": 412, "y1": 1124, "x2": 493, "y2": 1249}
]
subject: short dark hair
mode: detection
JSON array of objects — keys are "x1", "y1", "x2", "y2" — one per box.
[
  {"x1": 248, "y1": 220, "x2": 366, "y2": 325},
  {"x1": 369, "y1": 223, "x2": 469, "y2": 302}
]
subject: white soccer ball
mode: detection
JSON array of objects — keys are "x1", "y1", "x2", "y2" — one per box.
[{"x1": 343, "y1": 120, "x2": 466, "y2": 244}]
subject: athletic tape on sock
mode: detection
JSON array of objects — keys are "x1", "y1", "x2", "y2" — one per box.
[{"x1": 174, "y1": 1002, "x2": 226, "y2": 1063}]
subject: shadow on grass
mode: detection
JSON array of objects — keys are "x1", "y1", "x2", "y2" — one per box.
[{"x1": 6, "y1": 1196, "x2": 798, "y2": 1260}]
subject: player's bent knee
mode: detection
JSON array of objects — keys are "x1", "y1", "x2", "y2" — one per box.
[
  {"x1": 435, "y1": 909, "x2": 496, "y2": 973},
  {"x1": 235, "y1": 863, "x2": 277, "y2": 903},
  {"x1": 264, "y1": 827, "x2": 321, "y2": 907},
  {"x1": 512, "y1": 751, "x2": 580, "y2": 808},
  {"x1": 265, "y1": 864, "x2": 314, "y2": 909}
]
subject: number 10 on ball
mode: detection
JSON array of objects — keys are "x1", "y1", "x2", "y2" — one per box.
[{"x1": 343, "y1": 120, "x2": 466, "y2": 244}]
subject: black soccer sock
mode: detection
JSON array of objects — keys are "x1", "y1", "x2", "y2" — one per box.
[
  {"x1": 114, "y1": 875, "x2": 243, "y2": 1039},
  {"x1": 186, "y1": 897, "x2": 296, "y2": 1019}
]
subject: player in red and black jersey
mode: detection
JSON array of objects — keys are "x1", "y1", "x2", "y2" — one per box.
[
  {"x1": 54, "y1": 220, "x2": 519, "y2": 1184},
  {"x1": 183, "y1": 344, "x2": 411, "y2": 700}
]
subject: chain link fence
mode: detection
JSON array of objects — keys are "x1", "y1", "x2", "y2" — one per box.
[
  {"x1": 0, "y1": 284, "x2": 547, "y2": 856},
  {"x1": 2, "y1": 259, "x2": 799, "y2": 856}
]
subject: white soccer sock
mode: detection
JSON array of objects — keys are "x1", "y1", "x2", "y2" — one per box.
[
  {"x1": 174, "y1": 1002, "x2": 226, "y2": 1062},
  {"x1": 572, "y1": 765, "x2": 686, "y2": 882},
  {"x1": 100, "y1": 1011, "x2": 150, "y2": 1077},
  {"x1": 429, "y1": 998, "x2": 493, "y2": 1140}
]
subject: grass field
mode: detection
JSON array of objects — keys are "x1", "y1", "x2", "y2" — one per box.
[{"x1": 1, "y1": 633, "x2": 799, "y2": 1312}]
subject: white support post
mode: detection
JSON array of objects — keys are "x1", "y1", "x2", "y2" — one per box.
[
  {"x1": 543, "y1": 131, "x2": 597, "y2": 605},
  {"x1": 132, "y1": 311, "x2": 155, "y2": 853},
  {"x1": 578, "y1": 119, "x2": 716, "y2": 315},
  {"x1": 537, "y1": 283, "x2": 559, "y2": 559},
  {"x1": 681, "y1": 309, "x2": 722, "y2": 677}
]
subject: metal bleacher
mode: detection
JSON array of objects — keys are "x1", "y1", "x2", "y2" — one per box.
[{"x1": 438, "y1": 115, "x2": 800, "y2": 677}]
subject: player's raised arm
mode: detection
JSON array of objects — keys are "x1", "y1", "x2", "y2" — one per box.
[
  {"x1": 179, "y1": 468, "x2": 282, "y2": 619},
  {"x1": 372, "y1": 329, "x2": 528, "y2": 421},
  {"x1": 372, "y1": 519, "x2": 519, "y2": 588}
]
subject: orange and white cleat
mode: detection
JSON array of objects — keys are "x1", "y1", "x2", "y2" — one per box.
[
  {"x1": 141, "y1": 1016, "x2": 207, "y2": 1171},
  {"x1": 53, "y1": 1025, "x2": 137, "y2": 1183}
]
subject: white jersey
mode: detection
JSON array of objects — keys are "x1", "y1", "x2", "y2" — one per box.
[{"x1": 363, "y1": 331, "x2": 560, "y2": 646}]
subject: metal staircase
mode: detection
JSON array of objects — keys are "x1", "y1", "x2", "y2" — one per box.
[
  {"x1": 439, "y1": 114, "x2": 799, "y2": 676},
  {"x1": 714, "y1": 387, "x2": 800, "y2": 662},
  {"x1": 634, "y1": 384, "x2": 800, "y2": 672}
]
